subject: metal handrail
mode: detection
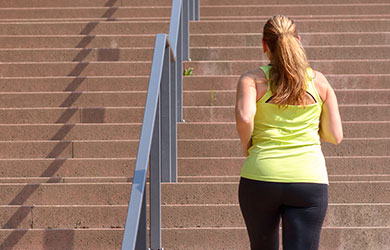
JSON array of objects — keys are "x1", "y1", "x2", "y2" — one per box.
[{"x1": 121, "y1": 1, "x2": 199, "y2": 249}]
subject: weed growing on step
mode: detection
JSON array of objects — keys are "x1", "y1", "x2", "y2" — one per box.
[
  {"x1": 183, "y1": 67, "x2": 193, "y2": 76},
  {"x1": 210, "y1": 90, "x2": 216, "y2": 106}
]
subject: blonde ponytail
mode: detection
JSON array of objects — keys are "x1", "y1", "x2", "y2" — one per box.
[{"x1": 263, "y1": 15, "x2": 310, "y2": 106}]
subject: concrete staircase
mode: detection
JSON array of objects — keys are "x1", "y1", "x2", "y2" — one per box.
[{"x1": 0, "y1": 0, "x2": 389, "y2": 249}]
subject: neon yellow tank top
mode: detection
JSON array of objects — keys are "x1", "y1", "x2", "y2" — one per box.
[{"x1": 240, "y1": 65, "x2": 328, "y2": 184}]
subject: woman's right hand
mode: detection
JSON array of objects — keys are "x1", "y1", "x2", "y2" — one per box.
[{"x1": 242, "y1": 137, "x2": 253, "y2": 157}]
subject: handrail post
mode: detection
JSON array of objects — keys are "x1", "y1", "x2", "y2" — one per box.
[
  {"x1": 150, "y1": 91, "x2": 162, "y2": 249},
  {"x1": 170, "y1": 48, "x2": 178, "y2": 183},
  {"x1": 189, "y1": 0, "x2": 194, "y2": 21},
  {"x1": 194, "y1": 0, "x2": 200, "y2": 20},
  {"x1": 135, "y1": 187, "x2": 147, "y2": 250},
  {"x1": 177, "y1": 4, "x2": 184, "y2": 122},
  {"x1": 183, "y1": 0, "x2": 190, "y2": 61},
  {"x1": 161, "y1": 44, "x2": 172, "y2": 183}
]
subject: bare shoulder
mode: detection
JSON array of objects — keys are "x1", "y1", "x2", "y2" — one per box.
[
  {"x1": 312, "y1": 69, "x2": 332, "y2": 102},
  {"x1": 238, "y1": 68, "x2": 268, "y2": 99},
  {"x1": 239, "y1": 68, "x2": 265, "y2": 83}
]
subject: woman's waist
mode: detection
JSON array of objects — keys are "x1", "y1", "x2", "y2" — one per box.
[
  {"x1": 241, "y1": 150, "x2": 328, "y2": 184},
  {"x1": 249, "y1": 142, "x2": 323, "y2": 159}
]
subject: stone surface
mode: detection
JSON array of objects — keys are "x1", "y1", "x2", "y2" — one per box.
[{"x1": 0, "y1": 0, "x2": 389, "y2": 249}]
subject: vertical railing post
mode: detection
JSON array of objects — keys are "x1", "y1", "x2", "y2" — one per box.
[
  {"x1": 194, "y1": 0, "x2": 200, "y2": 20},
  {"x1": 161, "y1": 45, "x2": 171, "y2": 182},
  {"x1": 135, "y1": 186, "x2": 147, "y2": 250},
  {"x1": 182, "y1": 0, "x2": 190, "y2": 61},
  {"x1": 189, "y1": 0, "x2": 194, "y2": 21},
  {"x1": 170, "y1": 54, "x2": 178, "y2": 182},
  {"x1": 150, "y1": 91, "x2": 162, "y2": 249},
  {"x1": 177, "y1": 7, "x2": 184, "y2": 122}
]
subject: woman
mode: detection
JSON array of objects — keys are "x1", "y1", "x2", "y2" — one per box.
[{"x1": 235, "y1": 15, "x2": 343, "y2": 250}]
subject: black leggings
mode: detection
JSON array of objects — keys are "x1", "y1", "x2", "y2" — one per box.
[{"x1": 238, "y1": 177, "x2": 328, "y2": 250}]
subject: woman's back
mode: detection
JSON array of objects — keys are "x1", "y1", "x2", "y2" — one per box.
[{"x1": 240, "y1": 65, "x2": 328, "y2": 184}]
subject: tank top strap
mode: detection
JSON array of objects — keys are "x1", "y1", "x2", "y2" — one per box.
[{"x1": 257, "y1": 65, "x2": 273, "y2": 103}]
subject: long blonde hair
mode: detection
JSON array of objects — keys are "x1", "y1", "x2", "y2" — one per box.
[{"x1": 263, "y1": 15, "x2": 310, "y2": 106}]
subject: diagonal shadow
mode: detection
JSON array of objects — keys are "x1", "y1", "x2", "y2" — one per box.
[{"x1": 0, "y1": 1, "x2": 120, "y2": 249}]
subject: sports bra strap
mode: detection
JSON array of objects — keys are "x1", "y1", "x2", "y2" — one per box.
[{"x1": 258, "y1": 65, "x2": 322, "y2": 105}]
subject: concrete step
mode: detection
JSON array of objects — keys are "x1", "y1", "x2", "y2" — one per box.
[
  {"x1": 0, "y1": 156, "x2": 387, "y2": 178},
  {"x1": 3, "y1": 46, "x2": 386, "y2": 63},
  {"x1": 183, "y1": 105, "x2": 390, "y2": 122},
  {"x1": 178, "y1": 138, "x2": 390, "y2": 157},
  {"x1": 0, "y1": 21, "x2": 169, "y2": 36},
  {"x1": 1, "y1": 60, "x2": 389, "y2": 77},
  {"x1": 0, "y1": 7, "x2": 171, "y2": 21},
  {"x1": 184, "y1": 60, "x2": 390, "y2": 75},
  {"x1": 177, "y1": 121, "x2": 390, "y2": 139},
  {"x1": 1, "y1": 14, "x2": 389, "y2": 24},
  {"x1": 1, "y1": 33, "x2": 389, "y2": 50},
  {"x1": 1, "y1": 5, "x2": 390, "y2": 21},
  {"x1": 1, "y1": 174, "x2": 389, "y2": 184},
  {"x1": 163, "y1": 182, "x2": 390, "y2": 204},
  {"x1": 201, "y1": 15, "x2": 390, "y2": 21},
  {"x1": 182, "y1": 75, "x2": 390, "y2": 90},
  {"x1": 0, "y1": 89, "x2": 387, "y2": 108},
  {"x1": 3, "y1": 16, "x2": 390, "y2": 23},
  {"x1": 0, "y1": 121, "x2": 388, "y2": 141},
  {"x1": 1, "y1": 174, "x2": 389, "y2": 183},
  {"x1": 0, "y1": 181, "x2": 388, "y2": 205},
  {"x1": 0, "y1": 0, "x2": 173, "y2": 8},
  {"x1": 0, "y1": 228, "x2": 123, "y2": 250},
  {"x1": 0, "y1": 124, "x2": 142, "y2": 141},
  {"x1": 188, "y1": 19, "x2": 390, "y2": 34},
  {"x1": 178, "y1": 156, "x2": 390, "y2": 177},
  {"x1": 0, "y1": 17, "x2": 170, "y2": 23},
  {"x1": 0, "y1": 227, "x2": 387, "y2": 250},
  {"x1": 1, "y1": 19, "x2": 390, "y2": 36},
  {"x1": 199, "y1": 0, "x2": 390, "y2": 4},
  {"x1": 0, "y1": 138, "x2": 387, "y2": 158},
  {"x1": 1, "y1": 74, "x2": 388, "y2": 92},
  {"x1": 162, "y1": 227, "x2": 389, "y2": 250},
  {"x1": 0, "y1": 107, "x2": 144, "y2": 124},
  {"x1": 0, "y1": 158, "x2": 134, "y2": 178},
  {"x1": 0, "y1": 62, "x2": 152, "y2": 77},
  {"x1": 0, "y1": 105, "x2": 386, "y2": 124},
  {"x1": 0, "y1": 140, "x2": 139, "y2": 159},
  {"x1": 191, "y1": 32, "x2": 390, "y2": 47},
  {"x1": 0, "y1": 0, "x2": 389, "y2": 7},
  {"x1": 0, "y1": 76, "x2": 149, "y2": 92},
  {"x1": 0, "y1": 48, "x2": 156, "y2": 62},
  {"x1": 189, "y1": 46, "x2": 390, "y2": 61},
  {"x1": 0, "y1": 203, "x2": 388, "y2": 229},
  {"x1": 4, "y1": 46, "x2": 390, "y2": 62},
  {"x1": 178, "y1": 175, "x2": 390, "y2": 182},
  {"x1": 0, "y1": 35, "x2": 157, "y2": 49},
  {"x1": 201, "y1": 5, "x2": 390, "y2": 17},
  {"x1": 0, "y1": 91, "x2": 150, "y2": 108},
  {"x1": 0, "y1": 177, "x2": 134, "y2": 184}
]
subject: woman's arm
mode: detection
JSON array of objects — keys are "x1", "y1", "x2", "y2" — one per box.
[
  {"x1": 235, "y1": 73, "x2": 257, "y2": 156},
  {"x1": 316, "y1": 72, "x2": 343, "y2": 145}
]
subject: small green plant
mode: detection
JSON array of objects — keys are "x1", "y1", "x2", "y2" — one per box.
[
  {"x1": 183, "y1": 67, "x2": 194, "y2": 76},
  {"x1": 210, "y1": 90, "x2": 215, "y2": 106}
]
